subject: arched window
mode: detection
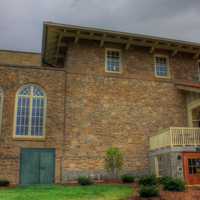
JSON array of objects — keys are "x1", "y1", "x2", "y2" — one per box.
[
  {"x1": 0, "y1": 88, "x2": 3, "y2": 134},
  {"x1": 14, "y1": 85, "x2": 46, "y2": 137}
]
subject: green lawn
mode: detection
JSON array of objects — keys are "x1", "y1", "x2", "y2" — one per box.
[{"x1": 0, "y1": 184, "x2": 133, "y2": 200}]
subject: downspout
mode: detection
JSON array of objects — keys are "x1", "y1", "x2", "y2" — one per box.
[{"x1": 61, "y1": 49, "x2": 68, "y2": 183}]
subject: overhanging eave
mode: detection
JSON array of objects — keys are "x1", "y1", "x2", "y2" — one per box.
[{"x1": 42, "y1": 21, "x2": 200, "y2": 67}]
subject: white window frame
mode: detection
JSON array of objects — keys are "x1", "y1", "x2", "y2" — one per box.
[
  {"x1": 154, "y1": 156, "x2": 161, "y2": 177},
  {"x1": 154, "y1": 157, "x2": 159, "y2": 177},
  {"x1": 105, "y1": 48, "x2": 122, "y2": 73},
  {"x1": 196, "y1": 60, "x2": 200, "y2": 81},
  {"x1": 0, "y1": 88, "x2": 3, "y2": 135},
  {"x1": 154, "y1": 54, "x2": 170, "y2": 78},
  {"x1": 13, "y1": 84, "x2": 47, "y2": 139}
]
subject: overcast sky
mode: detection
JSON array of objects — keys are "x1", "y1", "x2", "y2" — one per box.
[{"x1": 0, "y1": 0, "x2": 200, "y2": 53}]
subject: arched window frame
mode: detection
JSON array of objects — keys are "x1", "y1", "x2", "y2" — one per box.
[
  {"x1": 0, "y1": 88, "x2": 4, "y2": 135},
  {"x1": 13, "y1": 84, "x2": 47, "y2": 138}
]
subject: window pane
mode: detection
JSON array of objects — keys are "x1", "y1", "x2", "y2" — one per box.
[
  {"x1": 18, "y1": 85, "x2": 31, "y2": 96},
  {"x1": 188, "y1": 159, "x2": 200, "y2": 175},
  {"x1": 16, "y1": 96, "x2": 30, "y2": 136},
  {"x1": 106, "y1": 50, "x2": 121, "y2": 72},
  {"x1": 31, "y1": 97, "x2": 44, "y2": 136},
  {"x1": 155, "y1": 56, "x2": 168, "y2": 77},
  {"x1": 15, "y1": 85, "x2": 46, "y2": 137},
  {"x1": 33, "y1": 86, "x2": 44, "y2": 97}
]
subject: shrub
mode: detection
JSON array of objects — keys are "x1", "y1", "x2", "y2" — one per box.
[
  {"x1": 105, "y1": 147, "x2": 123, "y2": 178},
  {"x1": 0, "y1": 180, "x2": 9, "y2": 187},
  {"x1": 158, "y1": 176, "x2": 173, "y2": 185},
  {"x1": 78, "y1": 176, "x2": 93, "y2": 186},
  {"x1": 163, "y1": 178, "x2": 185, "y2": 191},
  {"x1": 139, "y1": 185, "x2": 160, "y2": 198},
  {"x1": 139, "y1": 175, "x2": 157, "y2": 186},
  {"x1": 121, "y1": 174, "x2": 135, "y2": 183}
]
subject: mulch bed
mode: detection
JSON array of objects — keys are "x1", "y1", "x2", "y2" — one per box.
[{"x1": 130, "y1": 186, "x2": 200, "y2": 200}]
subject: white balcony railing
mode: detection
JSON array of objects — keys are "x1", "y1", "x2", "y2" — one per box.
[{"x1": 150, "y1": 127, "x2": 200, "y2": 150}]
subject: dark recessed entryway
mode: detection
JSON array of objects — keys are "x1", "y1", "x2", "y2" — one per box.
[{"x1": 20, "y1": 148, "x2": 55, "y2": 185}]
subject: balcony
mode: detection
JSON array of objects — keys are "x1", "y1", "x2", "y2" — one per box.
[{"x1": 150, "y1": 127, "x2": 200, "y2": 150}]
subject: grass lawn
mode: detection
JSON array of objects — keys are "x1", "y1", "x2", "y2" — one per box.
[{"x1": 0, "y1": 184, "x2": 133, "y2": 200}]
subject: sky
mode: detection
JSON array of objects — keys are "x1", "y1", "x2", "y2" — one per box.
[{"x1": 0, "y1": 0, "x2": 200, "y2": 53}]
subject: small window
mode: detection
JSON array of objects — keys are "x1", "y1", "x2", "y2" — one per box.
[
  {"x1": 154, "y1": 55, "x2": 170, "y2": 78},
  {"x1": 105, "y1": 49, "x2": 122, "y2": 73},
  {"x1": 14, "y1": 84, "x2": 46, "y2": 138},
  {"x1": 188, "y1": 159, "x2": 200, "y2": 175},
  {"x1": 197, "y1": 61, "x2": 200, "y2": 81},
  {"x1": 197, "y1": 61, "x2": 200, "y2": 71}
]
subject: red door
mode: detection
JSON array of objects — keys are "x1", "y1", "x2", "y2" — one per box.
[{"x1": 183, "y1": 152, "x2": 200, "y2": 185}]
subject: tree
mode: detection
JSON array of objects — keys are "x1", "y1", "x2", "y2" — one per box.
[{"x1": 105, "y1": 147, "x2": 123, "y2": 179}]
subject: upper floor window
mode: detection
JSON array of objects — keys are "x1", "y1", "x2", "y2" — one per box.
[
  {"x1": 0, "y1": 88, "x2": 3, "y2": 135},
  {"x1": 14, "y1": 85, "x2": 46, "y2": 138},
  {"x1": 105, "y1": 49, "x2": 122, "y2": 73},
  {"x1": 196, "y1": 61, "x2": 200, "y2": 81},
  {"x1": 154, "y1": 55, "x2": 170, "y2": 78}
]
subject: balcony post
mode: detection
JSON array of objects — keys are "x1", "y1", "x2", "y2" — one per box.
[
  {"x1": 170, "y1": 127, "x2": 173, "y2": 147},
  {"x1": 194, "y1": 129, "x2": 197, "y2": 146},
  {"x1": 182, "y1": 128, "x2": 185, "y2": 146}
]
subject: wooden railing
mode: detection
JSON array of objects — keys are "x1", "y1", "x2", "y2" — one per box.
[{"x1": 150, "y1": 127, "x2": 200, "y2": 150}]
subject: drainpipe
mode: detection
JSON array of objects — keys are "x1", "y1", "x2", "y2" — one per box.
[{"x1": 60, "y1": 51, "x2": 68, "y2": 184}]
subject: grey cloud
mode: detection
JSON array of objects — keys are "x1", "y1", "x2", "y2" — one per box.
[{"x1": 0, "y1": 0, "x2": 200, "y2": 52}]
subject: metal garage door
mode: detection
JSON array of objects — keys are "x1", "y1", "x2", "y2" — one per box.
[{"x1": 20, "y1": 149, "x2": 55, "y2": 185}]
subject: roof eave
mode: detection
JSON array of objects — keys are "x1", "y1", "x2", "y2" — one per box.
[
  {"x1": 42, "y1": 21, "x2": 200, "y2": 67},
  {"x1": 44, "y1": 21, "x2": 200, "y2": 48}
]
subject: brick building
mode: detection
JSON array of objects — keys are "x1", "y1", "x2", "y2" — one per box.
[{"x1": 1, "y1": 22, "x2": 200, "y2": 185}]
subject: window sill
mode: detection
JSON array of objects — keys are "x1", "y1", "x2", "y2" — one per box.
[
  {"x1": 13, "y1": 136, "x2": 45, "y2": 141},
  {"x1": 154, "y1": 75, "x2": 172, "y2": 81},
  {"x1": 155, "y1": 75, "x2": 171, "y2": 79},
  {"x1": 105, "y1": 70, "x2": 122, "y2": 74}
]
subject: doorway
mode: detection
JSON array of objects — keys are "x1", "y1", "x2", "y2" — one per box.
[
  {"x1": 183, "y1": 152, "x2": 200, "y2": 185},
  {"x1": 20, "y1": 148, "x2": 55, "y2": 185}
]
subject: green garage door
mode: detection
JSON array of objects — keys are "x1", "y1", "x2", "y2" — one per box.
[{"x1": 20, "y1": 149, "x2": 55, "y2": 185}]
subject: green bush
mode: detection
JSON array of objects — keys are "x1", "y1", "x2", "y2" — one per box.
[
  {"x1": 78, "y1": 176, "x2": 93, "y2": 186},
  {"x1": 139, "y1": 175, "x2": 157, "y2": 186},
  {"x1": 105, "y1": 147, "x2": 123, "y2": 178},
  {"x1": 139, "y1": 185, "x2": 160, "y2": 198},
  {"x1": 158, "y1": 176, "x2": 173, "y2": 185},
  {"x1": 121, "y1": 174, "x2": 135, "y2": 183},
  {"x1": 0, "y1": 180, "x2": 9, "y2": 187},
  {"x1": 163, "y1": 178, "x2": 185, "y2": 191}
]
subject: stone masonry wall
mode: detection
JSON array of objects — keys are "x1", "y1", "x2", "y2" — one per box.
[
  {"x1": 62, "y1": 41, "x2": 190, "y2": 181},
  {"x1": 0, "y1": 51, "x2": 65, "y2": 184},
  {"x1": 0, "y1": 50, "x2": 41, "y2": 66},
  {"x1": 0, "y1": 41, "x2": 197, "y2": 184}
]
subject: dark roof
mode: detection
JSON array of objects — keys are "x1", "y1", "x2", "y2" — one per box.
[{"x1": 42, "y1": 21, "x2": 200, "y2": 67}]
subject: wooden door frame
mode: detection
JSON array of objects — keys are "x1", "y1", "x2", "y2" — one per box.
[
  {"x1": 182, "y1": 152, "x2": 200, "y2": 185},
  {"x1": 182, "y1": 152, "x2": 189, "y2": 183}
]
